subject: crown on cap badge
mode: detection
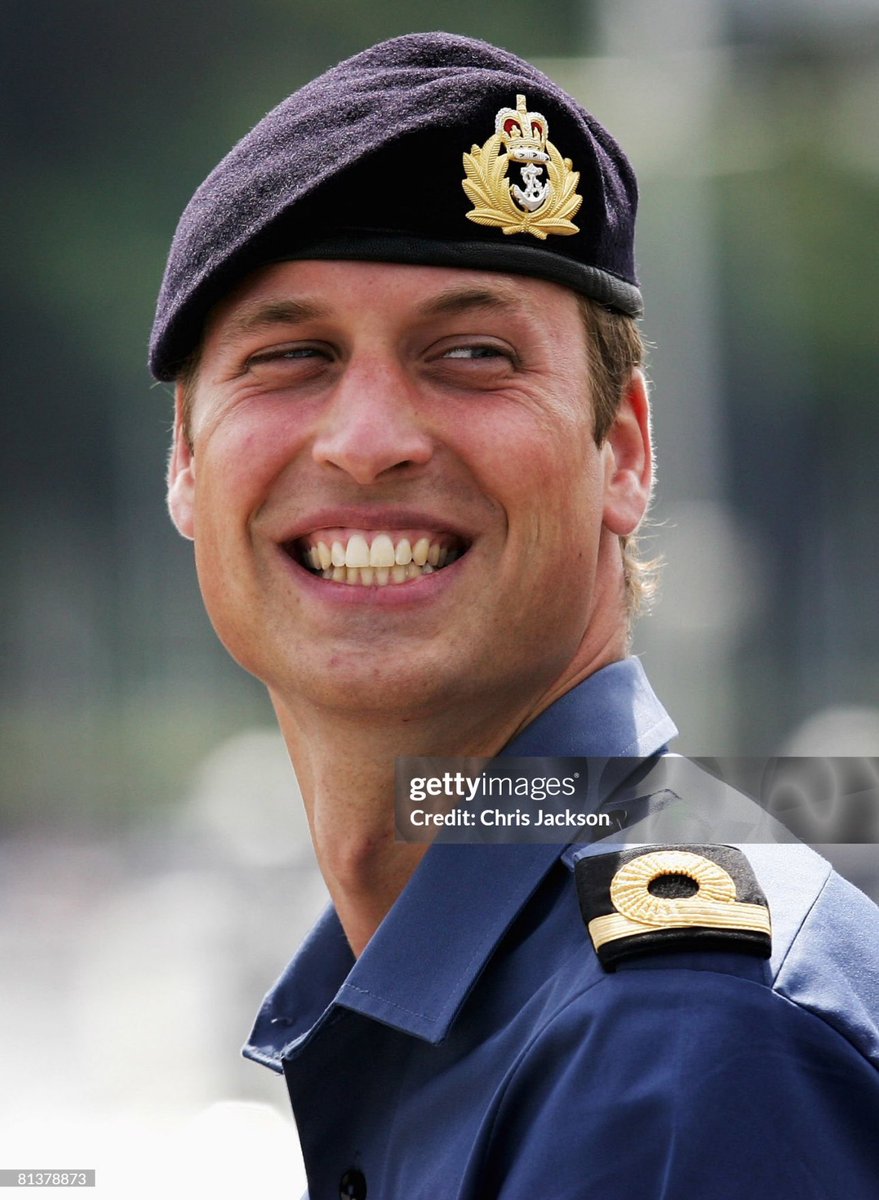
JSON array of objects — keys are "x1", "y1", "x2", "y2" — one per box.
[{"x1": 462, "y1": 95, "x2": 583, "y2": 240}]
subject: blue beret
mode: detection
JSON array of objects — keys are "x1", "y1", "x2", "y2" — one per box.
[{"x1": 149, "y1": 32, "x2": 642, "y2": 381}]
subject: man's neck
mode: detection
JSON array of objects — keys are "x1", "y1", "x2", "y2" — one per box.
[
  {"x1": 270, "y1": 695, "x2": 527, "y2": 956},
  {"x1": 271, "y1": 632, "x2": 627, "y2": 957}
]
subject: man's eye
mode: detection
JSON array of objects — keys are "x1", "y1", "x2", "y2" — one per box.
[
  {"x1": 248, "y1": 345, "x2": 325, "y2": 366},
  {"x1": 442, "y1": 345, "x2": 508, "y2": 360}
]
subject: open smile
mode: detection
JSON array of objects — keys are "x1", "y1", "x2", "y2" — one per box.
[{"x1": 285, "y1": 528, "x2": 469, "y2": 587}]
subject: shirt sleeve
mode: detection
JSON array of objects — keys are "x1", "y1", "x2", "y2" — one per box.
[{"x1": 477, "y1": 964, "x2": 879, "y2": 1200}]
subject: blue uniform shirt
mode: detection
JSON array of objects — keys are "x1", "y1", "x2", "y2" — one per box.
[{"x1": 244, "y1": 659, "x2": 879, "y2": 1199}]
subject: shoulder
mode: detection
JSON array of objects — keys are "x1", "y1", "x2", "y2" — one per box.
[
  {"x1": 749, "y1": 841, "x2": 879, "y2": 1065},
  {"x1": 479, "y1": 846, "x2": 879, "y2": 1197},
  {"x1": 569, "y1": 838, "x2": 879, "y2": 1065},
  {"x1": 563, "y1": 746, "x2": 879, "y2": 1064}
]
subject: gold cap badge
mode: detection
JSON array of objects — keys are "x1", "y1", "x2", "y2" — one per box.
[{"x1": 462, "y1": 94, "x2": 583, "y2": 240}]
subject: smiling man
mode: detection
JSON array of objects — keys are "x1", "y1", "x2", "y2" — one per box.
[{"x1": 152, "y1": 33, "x2": 879, "y2": 1200}]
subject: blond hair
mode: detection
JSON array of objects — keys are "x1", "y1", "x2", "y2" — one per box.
[{"x1": 578, "y1": 297, "x2": 660, "y2": 619}]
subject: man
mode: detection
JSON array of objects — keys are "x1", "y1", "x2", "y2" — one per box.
[{"x1": 152, "y1": 33, "x2": 879, "y2": 1199}]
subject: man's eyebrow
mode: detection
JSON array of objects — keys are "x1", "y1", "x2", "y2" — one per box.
[
  {"x1": 215, "y1": 298, "x2": 330, "y2": 347},
  {"x1": 213, "y1": 284, "x2": 531, "y2": 350},
  {"x1": 417, "y1": 283, "x2": 533, "y2": 320}
]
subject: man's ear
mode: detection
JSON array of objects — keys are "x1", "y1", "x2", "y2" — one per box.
[
  {"x1": 167, "y1": 384, "x2": 196, "y2": 540},
  {"x1": 601, "y1": 369, "x2": 653, "y2": 536}
]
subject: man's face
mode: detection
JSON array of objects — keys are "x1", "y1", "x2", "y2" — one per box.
[{"x1": 168, "y1": 261, "x2": 647, "y2": 726}]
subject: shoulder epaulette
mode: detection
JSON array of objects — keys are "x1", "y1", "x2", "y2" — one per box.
[{"x1": 575, "y1": 844, "x2": 772, "y2": 971}]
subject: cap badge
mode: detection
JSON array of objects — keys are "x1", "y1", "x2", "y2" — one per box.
[{"x1": 462, "y1": 94, "x2": 583, "y2": 240}]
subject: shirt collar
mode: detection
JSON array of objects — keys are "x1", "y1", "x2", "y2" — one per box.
[{"x1": 244, "y1": 657, "x2": 676, "y2": 1069}]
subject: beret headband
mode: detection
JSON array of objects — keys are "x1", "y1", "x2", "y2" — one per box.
[{"x1": 149, "y1": 31, "x2": 642, "y2": 381}]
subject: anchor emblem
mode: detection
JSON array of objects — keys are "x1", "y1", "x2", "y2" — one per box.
[
  {"x1": 511, "y1": 162, "x2": 550, "y2": 212},
  {"x1": 461, "y1": 94, "x2": 583, "y2": 240}
]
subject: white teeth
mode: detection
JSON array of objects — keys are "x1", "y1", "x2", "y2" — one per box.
[
  {"x1": 369, "y1": 533, "x2": 396, "y2": 568},
  {"x1": 345, "y1": 533, "x2": 370, "y2": 568},
  {"x1": 303, "y1": 531, "x2": 463, "y2": 585},
  {"x1": 316, "y1": 560, "x2": 452, "y2": 586}
]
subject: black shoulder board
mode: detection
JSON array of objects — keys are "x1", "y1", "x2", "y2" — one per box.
[{"x1": 575, "y1": 844, "x2": 772, "y2": 971}]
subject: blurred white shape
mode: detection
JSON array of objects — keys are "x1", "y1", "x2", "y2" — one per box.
[
  {"x1": 648, "y1": 500, "x2": 765, "y2": 635},
  {"x1": 71, "y1": 857, "x2": 328, "y2": 1109},
  {"x1": 182, "y1": 727, "x2": 311, "y2": 866},
  {"x1": 5, "y1": 1102, "x2": 304, "y2": 1200},
  {"x1": 165, "y1": 1100, "x2": 306, "y2": 1199},
  {"x1": 4, "y1": 1111, "x2": 150, "y2": 1200},
  {"x1": 0, "y1": 732, "x2": 328, "y2": 1159},
  {"x1": 781, "y1": 705, "x2": 879, "y2": 754},
  {"x1": 73, "y1": 871, "x2": 238, "y2": 1107}
]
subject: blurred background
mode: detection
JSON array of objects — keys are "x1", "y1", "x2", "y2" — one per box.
[{"x1": 2, "y1": 0, "x2": 878, "y2": 1193}]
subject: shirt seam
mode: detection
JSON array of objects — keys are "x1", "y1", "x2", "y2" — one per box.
[
  {"x1": 771, "y1": 858, "x2": 834, "y2": 983},
  {"x1": 340, "y1": 981, "x2": 441, "y2": 1024},
  {"x1": 770, "y1": 865, "x2": 878, "y2": 1071},
  {"x1": 617, "y1": 711, "x2": 674, "y2": 756}
]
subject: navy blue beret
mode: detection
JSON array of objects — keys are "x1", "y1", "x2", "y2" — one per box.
[{"x1": 149, "y1": 32, "x2": 642, "y2": 381}]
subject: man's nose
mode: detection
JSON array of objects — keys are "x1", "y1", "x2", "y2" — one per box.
[{"x1": 311, "y1": 356, "x2": 434, "y2": 485}]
